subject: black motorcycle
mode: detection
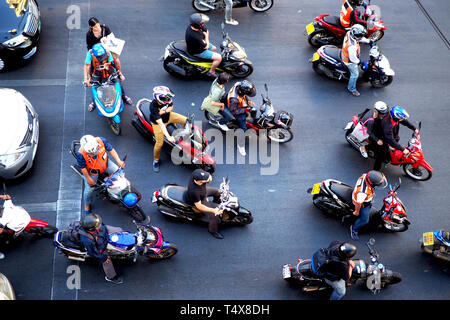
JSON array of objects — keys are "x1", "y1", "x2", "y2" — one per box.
[
  {"x1": 192, "y1": 0, "x2": 274, "y2": 13},
  {"x1": 162, "y1": 22, "x2": 253, "y2": 79},
  {"x1": 282, "y1": 238, "x2": 402, "y2": 295},
  {"x1": 153, "y1": 177, "x2": 253, "y2": 226},
  {"x1": 420, "y1": 230, "x2": 450, "y2": 263},
  {"x1": 311, "y1": 43, "x2": 395, "y2": 88}
]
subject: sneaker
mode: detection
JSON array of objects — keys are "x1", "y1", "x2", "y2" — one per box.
[
  {"x1": 348, "y1": 89, "x2": 361, "y2": 97},
  {"x1": 225, "y1": 19, "x2": 239, "y2": 26},
  {"x1": 209, "y1": 231, "x2": 224, "y2": 239},
  {"x1": 206, "y1": 71, "x2": 218, "y2": 79},
  {"x1": 123, "y1": 96, "x2": 133, "y2": 105},
  {"x1": 88, "y1": 102, "x2": 95, "y2": 112},
  {"x1": 350, "y1": 225, "x2": 359, "y2": 240},
  {"x1": 152, "y1": 160, "x2": 160, "y2": 173},
  {"x1": 0, "y1": 252, "x2": 4, "y2": 259},
  {"x1": 237, "y1": 145, "x2": 246, "y2": 156},
  {"x1": 359, "y1": 147, "x2": 368, "y2": 158},
  {"x1": 105, "y1": 275, "x2": 123, "y2": 284},
  {"x1": 216, "y1": 122, "x2": 230, "y2": 131}
]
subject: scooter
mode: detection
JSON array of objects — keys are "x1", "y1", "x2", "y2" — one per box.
[
  {"x1": 153, "y1": 177, "x2": 253, "y2": 226},
  {"x1": 69, "y1": 141, "x2": 146, "y2": 222},
  {"x1": 162, "y1": 22, "x2": 253, "y2": 79},
  {"x1": 420, "y1": 230, "x2": 450, "y2": 263},
  {"x1": 131, "y1": 98, "x2": 216, "y2": 173},
  {"x1": 0, "y1": 273, "x2": 15, "y2": 300},
  {"x1": 311, "y1": 43, "x2": 394, "y2": 88},
  {"x1": 53, "y1": 217, "x2": 178, "y2": 262},
  {"x1": 88, "y1": 71, "x2": 124, "y2": 135},
  {"x1": 345, "y1": 115, "x2": 433, "y2": 181},
  {"x1": 307, "y1": 177, "x2": 411, "y2": 232},
  {"x1": 204, "y1": 83, "x2": 294, "y2": 143},
  {"x1": 282, "y1": 238, "x2": 402, "y2": 295},
  {"x1": 192, "y1": 0, "x2": 274, "y2": 13},
  {"x1": 306, "y1": 2, "x2": 386, "y2": 47}
]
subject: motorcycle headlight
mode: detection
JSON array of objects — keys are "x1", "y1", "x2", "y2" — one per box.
[
  {"x1": 3, "y1": 34, "x2": 32, "y2": 48},
  {"x1": 0, "y1": 151, "x2": 27, "y2": 168},
  {"x1": 231, "y1": 50, "x2": 246, "y2": 60}
]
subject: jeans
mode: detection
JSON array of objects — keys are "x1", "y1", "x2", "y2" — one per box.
[
  {"x1": 225, "y1": 0, "x2": 233, "y2": 21},
  {"x1": 200, "y1": 187, "x2": 222, "y2": 233},
  {"x1": 219, "y1": 107, "x2": 234, "y2": 125},
  {"x1": 353, "y1": 204, "x2": 371, "y2": 232},
  {"x1": 235, "y1": 113, "x2": 248, "y2": 132},
  {"x1": 324, "y1": 278, "x2": 346, "y2": 300},
  {"x1": 347, "y1": 63, "x2": 359, "y2": 92},
  {"x1": 83, "y1": 159, "x2": 119, "y2": 208}
]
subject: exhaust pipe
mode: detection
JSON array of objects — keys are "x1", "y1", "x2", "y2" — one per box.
[
  {"x1": 68, "y1": 255, "x2": 86, "y2": 262},
  {"x1": 433, "y1": 251, "x2": 450, "y2": 262},
  {"x1": 198, "y1": 1, "x2": 215, "y2": 9}
]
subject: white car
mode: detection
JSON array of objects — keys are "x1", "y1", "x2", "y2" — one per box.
[{"x1": 0, "y1": 88, "x2": 39, "y2": 179}]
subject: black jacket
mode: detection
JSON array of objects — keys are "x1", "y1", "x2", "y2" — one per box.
[
  {"x1": 376, "y1": 115, "x2": 416, "y2": 151},
  {"x1": 80, "y1": 223, "x2": 109, "y2": 263},
  {"x1": 86, "y1": 24, "x2": 112, "y2": 50}
]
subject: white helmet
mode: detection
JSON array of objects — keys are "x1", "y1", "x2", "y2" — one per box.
[
  {"x1": 80, "y1": 135, "x2": 99, "y2": 155},
  {"x1": 373, "y1": 101, "x2": 388, "y2": 114},
  {"x1": 349, "y1": 24, "x2": 367, "y2": 40}
]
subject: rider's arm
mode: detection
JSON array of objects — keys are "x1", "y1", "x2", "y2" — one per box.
[
  {"x1": 83, "y1": 64, "x2": 91, "y2": 85},
  {"x1": 108, "y1": 148, "x2": 124, "y2": 168},
  {"x1": 194, "y1": 201, "x2": 219, "y2": 214},
  {"x1": 400, "y1": 119, "x2": 417, "y2": 132}
]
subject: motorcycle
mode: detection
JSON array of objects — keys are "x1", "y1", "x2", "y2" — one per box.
[
  {"x1": 53, "y1": 217, "x2": 178, "y2": 262},
  {"x1": 69, "y1": 141, "x2": 146, "y2": 222},
  {"x1": 282, "y1": 238, "x2": 402, "y2": 295},
  {"x1": 345, "y1": 115, "x2": 433, "y2": 181},
  {"x1": 420, "y1": 230, "x2": 450, "y2": 263},
  {"x1": 153, "y1": 177, "x2": 253, "y2": 226},
  {"x1": 306, "y1": 1, "x2": 386, "y2": 47},
  {"x1": 131, "y1": 99, "x2": 216, "y2": 173},
  {"x1": 307, "y1": 177, "x2": 411, "y2": 232},
  {"x1": 0, "y1": 273, "x2": 15, "y2": 300},
  {"x1": 311, "y1": 43, "x2": 394, "y2": 88},
  {"x1": 162, "y1": 22, "x2": 253, "y2": 79},
  {"x1": 192, "y1": 0, "x2": 273, "y2": 13},
  {"x1": 88, "y1": 71, "x2": 125, "y2": 136},
  {"x1": 204, "y1": 83, "x2": 294, "y2": 143}
]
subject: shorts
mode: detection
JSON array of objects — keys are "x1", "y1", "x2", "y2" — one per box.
[{"x1": 195, "y1": 43, "x2": 214, "y2": 60}]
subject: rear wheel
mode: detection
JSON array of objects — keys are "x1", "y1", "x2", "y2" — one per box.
[
  {"x1": 129, "y1": 206, "x2": 146, "y2": 222},
  {"x1": 107, "y1": 118, "x2": 121, "y2": 135},
  {"x1": 308, "y1": 30, "x2": 332, "y2": 48},
  {"x1": 191, "y1": 0, "x2": 212, "y2": 12},
  {"x1": 268, "y1": 128, "x2": 293, "y2": 143},
  {"x1": 147, "y1": 243, "x2": 178, "y2": 260},
  {"x1": 370, "y1": 75, "x2": 393, "y2": 88},
  {"x1": 229, "y1": 63, "x2": 253, "y2": 78},
  {"x1": 312, "y1": 194, "x2": 342, "y2": 218},
  {"x1": 249, "y1": 0, "x2": 274, "y2": 12},
  {"x1": 30, "y1": 225, "x2": 58, "y2": 238},
  {"x1": 403, "y1": 164, "x2": 432, "y2": 181}
]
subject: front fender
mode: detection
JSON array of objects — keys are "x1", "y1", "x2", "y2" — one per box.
[{"x1": 412, "y1": 159, "x2": 433, "y2": 172}]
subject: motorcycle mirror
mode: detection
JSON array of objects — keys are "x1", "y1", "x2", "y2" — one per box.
[
  {"x1": 418, "y1": 121, "x2": 422, "y2": 131},
  {"x1": 264, "y1": 83, "x2": 268, "y2": 93},
  {"x1": 122, "y1": 154, "x2": 127, "y2": 162}
]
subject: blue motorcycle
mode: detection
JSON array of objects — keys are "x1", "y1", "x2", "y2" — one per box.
[
  {"x1": 420, "y1": 230, "x2": 450, "y2": 263},
  {"x1": 90, "y1": 71, "x2": 124, "y2": 135},
  {"x1": 192, "y1": 0, "x2": 273, "y2": 13}
]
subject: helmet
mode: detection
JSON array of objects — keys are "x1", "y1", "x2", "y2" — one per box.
[
  {"x1": 123, "y1": 193, "x2": 139, "y2": 207},
  {"x1": 337, "y1": 242, "x2": 357, "y2": 260},
  {"x1": 153, "y1": 86, "x2": 174, "y2": 105},
  {"x1": 190, "y1": 13, "x2": 209, "y2": 28},
  {"x1": 350, "y1": 0, "x2": 364, "y2": 6},
  {"x1": 237, "y1": 80, "x2": 256, "y2": 97},
  {"x1": 390, "y1": 106, "x2": 409, "y2": 121},
  {"x1": 373, "y1": 101, "x2": 388, "y2": 114},
  {"x1": 80, "y1": 135, "x2": 99, "y2": 155},
  {"x1": 349, "y1": 24, "x2": 367, "y2": 40},
  {"x1": 80, "y1": 213, "x2": 102, "y2": 231},
  {"x1": 91, "y1": 43, "x2": 108, "y2": 61},
  {"x1": 365, "y1": 170, "x2": 387, "y2": 187}
]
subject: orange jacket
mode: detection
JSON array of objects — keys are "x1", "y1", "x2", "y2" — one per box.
[
  {"x1": 340, "y1": 0, "x2": 353, "y2": 28},
  {"x1": 90, "y1": 52, "x2": 116, "y2": 79},
  {"x1": 79, "y1": 138, "x2": 108, "y2": 175},
  {"x1": 352, "y1": 173, "x2": 375, "y2": 205},
  {"x1": 341, "y1": 32, "x2": 360, "y2": 63}
]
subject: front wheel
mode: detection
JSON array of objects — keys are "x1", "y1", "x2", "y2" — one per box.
[
  {"x1": 229, "y1": 63, "x2": 253, "y2": 78},
  {"x1": 107, "y1": 118, "x2": 121, "y2": 135},
  {"x1": 369, "y1": 30, "x2": 384, "y2": 42},
  {"x1": 191, "y1": 0, "x2": 212, "y2": 12},
  {"x1": 403, "y1": 164, "x2": 432, "y2": 181},
  {"x1": 233, "y1": 208, "x2": 253, "y2": 225},
  {"x1": 381, "y1": 270, "x2": 402, "y2": 287},
  {"x1": 147, "y1": 243, "x2": 178, "y2": 260},
  {"x1": 249, "y1": 0, "x2": 274, "y2": 12},
  {"x1": 308, "y1": 29, "x2": 332, "y2": 48},
  {"x1": 268, "y1": 128, "x2": 293, "y2": 143},
  {"x1": 128, "y1": 206, "x2": 146, "y2": 222},
  {"x1": 370, "y1": 75, "x2": 393, "y2": 88}
]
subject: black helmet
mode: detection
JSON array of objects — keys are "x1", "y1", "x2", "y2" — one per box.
[
  {"x1": 80, "y1": 213, "x2": 102, "y2": 231},
  {"x1": 365, "y1": 170, "x2": 387, "y2": 187},
  {"x1": 237, "y1": 80, "x2": 256, "y2": 97},
  {"x1": 190, "y1": 13, "x2": 209, "y2": 28},
  {"x1": 350, "y1": 0, "x2": 364, "y2": 6},
  {"x1": 338, "y1": 242, "x2": 357, "y2": 260}
]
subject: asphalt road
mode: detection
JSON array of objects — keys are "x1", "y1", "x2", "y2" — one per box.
[{"x1": 0, "y1": 0, "x2": 449, "y2": 302}]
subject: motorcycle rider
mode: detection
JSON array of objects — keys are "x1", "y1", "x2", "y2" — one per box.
[
  {"x1": 350, "y1": 171, "x2": 387, "y2": 240},
  {"x1": 76, "y1": 135, "x2": 125, "y2": 214},
  {"x1": 149, "y1": 86, "x2": 187, "y2": 173},
  {"x1": 79, "y1": 213, "x2": 123, "y2": 284},
  {"x1": 227, "y1": 80, "x2": 257, "y2": 156},
  {"x1": 358, "y1": 101, "x2": 389, "y2": 158},
  {"x1": 373, "y1": 106, "x2": 418, "y2": 170},
  {"x1": 83, "y1": 43, "x2": 132, "y2": 111},
  {"x1": 341, "y1": 24, "x2": 370, "y2": 97},
  {"x1": 184, "y1": 169, "x2": 224, "y2": 239},
  {"x1": 312, "y1": 241, "x2": 357, "y2": 300},
  {"x1": 340, "y1": 0, "x2": 369, "y2": 29},
  {"x1": 185, "y1": 13, "x2": 222, "y2": 78}
]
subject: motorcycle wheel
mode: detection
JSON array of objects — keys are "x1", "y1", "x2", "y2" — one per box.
[
  {"x1": 107, "y1": 118, "x2": 121, "y2": 136},
  {"x1": 205, "y1": 110, "x2": 224, "y2": 125},
  {"x1": 30, "y1": 225, "x2": 58, "y2": 238},
  {"x1": 369, "y1": 30, "x2": 384, "y2": 42},
  {"x1": 370, "y1": 75, "x2": 393, "y2": 88},
  {"x1": 403, "y1": 164, "x2": 432, "y2": 181},
  {"x1": 308, "y1": 30, "x2": 332, "y2": 48},
  {"x1": 383, "y1": 221, "x2": 408, "y2": 232},
  {"x1": 229, "y1": 63, "x2": 253, "y2": 78},
  {"x1": 380, "y1": 270, "x2": 402, "y2": 287},
  {"x1": 129, "y1": 206, "x2": 146, "y2": 222},
  {"x1": 249, "y1": 0, "x2": 274, "y2": 12},
  {"x1": 268, "y1": 128, "x2": 293, "y2": 143},
  {"x1": 312, "y1": 194, "x2": 342, "y2": 218},
  {"x1": 233, "y1": 209, "x2": 253, "y2": 225},
  {"x1": 312, "y1": 60, "x2": 326, "y2": 76},
  {"x1": 191, "y1": 0, "x2": 212, "y2": 12},
  {"x1": 147, "y1": 243, "x2": 178, "y2": 260}
]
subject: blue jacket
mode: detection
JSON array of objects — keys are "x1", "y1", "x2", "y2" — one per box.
[{"x1": 80, "y1": 223, "x2": 109, "y2": 263}]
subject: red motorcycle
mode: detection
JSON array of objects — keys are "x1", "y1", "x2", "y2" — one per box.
[
  {"x1": 305, "y1": 3, "x2": 386, "y2": 47},
  {"x1": 131, "y1": 98, "x2": 216, "y2": 173},
  {"x1": 345, "y1": 114, "x2": 433, "y2": 181}
]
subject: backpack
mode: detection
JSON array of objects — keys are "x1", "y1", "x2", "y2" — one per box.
[
  {"x1": 67, "y1": 221, "x2": 94, "y2": 245},
  {"x1": 311, "y1": 243, "x2": 342, "y2": 280}
]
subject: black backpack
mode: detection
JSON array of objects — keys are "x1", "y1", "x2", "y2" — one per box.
[
  {"x1": 311, "y1": 243, "x2": 342, "y2": 280},
  {"x1": 67, "y1": 221, "x2": 94, "y2": 245}
]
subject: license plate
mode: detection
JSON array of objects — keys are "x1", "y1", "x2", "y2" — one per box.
[
  {"x1": 312, "y1": 52, "x2": 320, "y2": 62},
  {"x1": 311, "y1": 183, "x2": 321, "y2": 195},
  {"x1": 422, "y1": 232, "x2": 434, "y2": 246},
  {"x1": 306, "y1": 22, "x2": 315, "y2": 35},
  {"x1": 282, "y1": 265, "x2": 291, "y2": 279},
  {"x1": 344, "y1": 122, "x2": 353, "y2": 130}
]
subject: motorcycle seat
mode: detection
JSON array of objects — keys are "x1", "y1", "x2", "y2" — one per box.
[
  {"x1": 323, "y1": 15, "x2": 342, "y2": 28},
  {"x1": 163, "y1": 185, "x2": 190, "y2": 207},
  {"x1": 329, "y1": 181, "x2": 353, "y2": 205},
  {"x1": 322, "y1": 45, "x2": 343, "y2": 63},
  {"x1": 172, "y1": 41, "x2": 213, "y2": 62},
  {"x1": 138, "y1": 103, "x2": 152, "y2": 123}
]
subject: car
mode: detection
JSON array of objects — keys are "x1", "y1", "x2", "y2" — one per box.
[
  {"x1": 0, "y1": 88, "x2": 39, "y2": 180},
  {"x1": 0, "y1": 0, "x2": 41, "y2": 72}
]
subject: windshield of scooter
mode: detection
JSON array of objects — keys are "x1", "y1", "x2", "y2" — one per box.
[{"x1": 97, "y1": 85, "x2": 117, "y2": 107}]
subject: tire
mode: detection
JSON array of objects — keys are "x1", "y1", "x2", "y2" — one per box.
[
  {"x1": 369, "y1": 30, "x2": 384, "y2": 42},
  {"x1": 383, "y1": 221, "x2": 409, "y2": 232},
  {"x1": 370, "y1": 75, "x2": 393, "y2": 88},
  {"x1": 403, "y1": 164, "x2": 432, "y2": 181},
  {"x1": 381, "y1": 270, "x2": 402, "y2": 287},
  {"x1": 312, "y1": 194, "x2": 342, "y2": 218},
  {"x1": 233, "y1": 214, "x2": 253, "y2": 225},
  {"x1": 30, "y1": 225, "x2": 58, "y2": 238},
  {"x1": 191, "y1": 0, "x2": 212, "y2": 12},
  {"x1": 267, "y1": 128, "x2": 293, "y2": 144},
  {"x1": 312, "y1": 60, "x2": 326, "y2": 76},
  {"x1": 129, "y1": 206, "x2": 146, "y2": 222},
  {"x1": 229, "y1": 63, "x2": 253, "y2": 78},
  {"x1": 249, "y1": 0, "x2": 274, "y2": 12},
  {"x1": 308, "y1": 29, "x2": 332, "y2": 48},
  {"x1": 147, "y1": 243, "x2": 178, "y2": 260},
  {"x1": 107, "y1": 118, "x2": 121, "y2": 135}
]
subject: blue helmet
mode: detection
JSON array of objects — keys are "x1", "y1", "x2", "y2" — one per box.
[
  {"x1": 390, "y1": 106, "x2": 409, "y2": 121},
  {"x1": 92, "y1": 43, "x2": 107, "y2": 61},
  {"x1": 123, "y1": 193, "x2": 139, "y2": 207}
]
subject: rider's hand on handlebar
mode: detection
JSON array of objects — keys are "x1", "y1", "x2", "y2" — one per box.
[
  {"x1": 117, "y1": 160, "x2": 125, "y2": 169},
  {"x1": 403, "y1": 148, "x2": 410, "y2": 155},
  {"x1": 213, "y1": 207, "x2": 223, "y2": 216},
  {"x1": 167, "y1": 136, "x2": 176, "y2": 143},
  {"x1": 119, "y1": 73, "x2": 125, "y2": 81},
  {"x1": 88, "y1": 177, "x2": 96, "y2": 186},
  {"x1": 0, "y1": 194, "x2": 11, "y2": 200},
  {"x1": 377, "y1": 140, "x2": 383, "y2": 146},
  {"x1": 83, "y1": 79, "x2": 91, "y2": 87}
]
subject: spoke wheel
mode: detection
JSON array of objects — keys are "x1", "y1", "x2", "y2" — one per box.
[
  {"x1": 268, "y1": 128, "x2": 293, "y2": 143},
  {"x1": 107, "y1": 118, "x2": 121, "y2": 135},
  {"x1": 403, "y1": 164, "x2": 432, "y2": 181},
  {"x1": 229, "y1": 63, "x2": 253, "y2": 78},
  {"x1": 249, "y1": 0, "x2": 274, "y2": 12}
]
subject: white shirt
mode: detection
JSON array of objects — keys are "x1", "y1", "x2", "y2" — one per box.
[{"x1": 0, "y1": 200, "x2": 31, "y2": 232}]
